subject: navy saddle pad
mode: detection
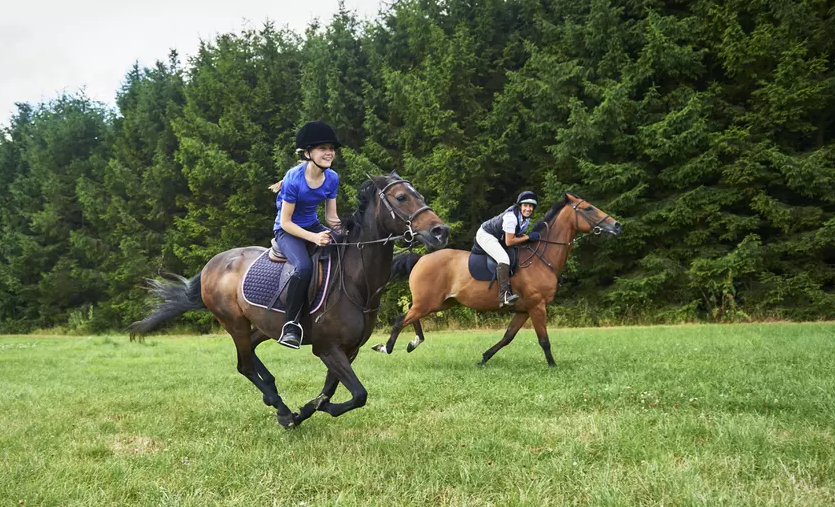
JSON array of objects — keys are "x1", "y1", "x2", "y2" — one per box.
[
  {"x1": 467, "y1": 247, "x2": 519, "y2": 282},
  {"x1": 241, "y1": 249, "x2": 332, "y2": 313}
]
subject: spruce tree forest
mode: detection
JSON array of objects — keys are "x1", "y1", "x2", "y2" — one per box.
[{"x1": 1, "y1": 0, "x2": 833, "y2": 333}]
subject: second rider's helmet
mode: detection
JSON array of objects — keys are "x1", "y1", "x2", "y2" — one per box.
[{"x1": 516, "y1": 190, "x2": 538, "y2": 208}]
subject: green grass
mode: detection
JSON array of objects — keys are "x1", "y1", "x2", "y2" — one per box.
[{"x1": 1, "y1": 323, "x2": 834, "y2": 506}]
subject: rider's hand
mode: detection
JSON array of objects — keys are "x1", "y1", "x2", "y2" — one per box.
[
  {"x1": 527, "y1": 231, "x2": 541, "y2": 242},
  {"x1": 313, "y1": 231, "x2": 331, "y2": 247}
]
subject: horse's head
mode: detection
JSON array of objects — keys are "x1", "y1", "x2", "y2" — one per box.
[
  {"x1": 369, "y1": 172, "x2": 450, "y2": 250},
  {"x1": 562, "y1": 192, "x2": 621, "y2": 235},
  {"x1": 534, "y1": 192, "x2": 621, "y2": 237}
]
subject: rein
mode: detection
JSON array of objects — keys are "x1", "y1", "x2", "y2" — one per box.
[
  {"x1": 315, "y1": 177, "x2": 431, "y2": 321},
  {"x1": 519, "y1": 198, "x2": 609, "y2": 273}
]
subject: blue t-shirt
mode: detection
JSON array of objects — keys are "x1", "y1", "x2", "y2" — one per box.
[{"x1": 273, "y1": 164, "x2": 340, "y2": 231}]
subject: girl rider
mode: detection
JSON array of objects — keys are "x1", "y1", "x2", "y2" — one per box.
[
  {"x1": 475, "y1": 191, "x2": 540, "y2": 307},
  {"x1": 272, "y1": 121, "x2": 342, "y2": 349}
]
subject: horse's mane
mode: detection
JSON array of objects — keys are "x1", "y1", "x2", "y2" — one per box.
[
  {"x1": 340, "y1": 179, "x2": 377, "y2": 238},
  {"x1": 531, "y1": 193, "x2": 572, "y2": 233}
]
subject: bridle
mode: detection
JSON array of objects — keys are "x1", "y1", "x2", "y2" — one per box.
[
  {"x1": 329, "y1": 177, "x2": 434, "y2": 247},
  {"x1": 374, "y1": 178, "x2": 433, "y2": 244},
  {"x1": 519, "y1": 197, "x2": 610, "y2": 272},
  {"x1": 570, "y1": 198, "x2": 611, "y2": 236},
  {"x1": 317, "y1": 176, "x2": 436, "y2": 320}
]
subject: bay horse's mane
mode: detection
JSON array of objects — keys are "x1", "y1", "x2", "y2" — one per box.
[
  {"x1": 340, "y1": 179, "x2": 378, "y2": 239},
  {"x1": 531, "y1": 192, "x2": 574, "y2": 233}
]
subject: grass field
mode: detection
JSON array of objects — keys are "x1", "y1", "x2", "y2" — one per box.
[{"x1": 1, "y1": 323, "x2": 834, "y2": 506}]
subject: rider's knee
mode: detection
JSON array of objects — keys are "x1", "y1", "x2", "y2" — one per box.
[{"x1": 293, "y1": 266, "x2": 313, "y2": 282}]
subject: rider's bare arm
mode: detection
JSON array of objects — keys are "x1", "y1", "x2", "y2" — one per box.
[
  {"x1": 325, "y1": 198, "x2": 341, "y2": 233},
  {"x1": 505, "y1": 231, "x2": 529, "y2": 247},
  {"x1": 280, "y1": 202, "x2": 324, "y2": 243}
]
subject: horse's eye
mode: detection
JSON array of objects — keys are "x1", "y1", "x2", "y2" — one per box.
[
  {"x1": 396, "y1": 193, "x2": 407, "y2": 202},
  {"x1": 584, "y1": 206, "x2": 594, "y2": 212}
]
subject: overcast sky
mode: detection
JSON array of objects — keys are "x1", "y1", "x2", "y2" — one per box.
[{"x1": 0, "y1": 0, "x2": 382, "y2": 127}]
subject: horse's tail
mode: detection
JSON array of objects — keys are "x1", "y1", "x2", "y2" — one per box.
[
  {"x1": 129, "y1": 273, "x2": 205, "y2": 339},
  {"x1": 390, "y1": 253, "x2": 422, "y2": 281}
]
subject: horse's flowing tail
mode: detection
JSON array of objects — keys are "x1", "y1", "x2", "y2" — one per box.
[
  {"x1": 390, "y1": 253, "x2": 422, "y2": 281},
  {"x1": 129, "y1": 274, "x2": 205, "y2": 338}
]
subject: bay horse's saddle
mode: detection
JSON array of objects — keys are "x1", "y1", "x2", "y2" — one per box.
[
  {"x1": 240, "y1": 239, "x2": 333, "y2": 313},
  {"x1": 467, "y1": 243, "x2": 519, "y2": 283}
]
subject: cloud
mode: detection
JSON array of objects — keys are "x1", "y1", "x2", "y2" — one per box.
[{"x1": 0, "y1": 0, "x2": 381, "y2": 126}]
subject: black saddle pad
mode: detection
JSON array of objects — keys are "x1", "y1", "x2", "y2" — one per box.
[
  {"x1": 241, "y1": 249, "x2": 332, "y2": 313},
  {"x1": 467, "y1": 247, "x2": 519, "y2": 282}
]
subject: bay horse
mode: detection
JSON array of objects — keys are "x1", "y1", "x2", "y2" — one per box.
[
  {"x1": 129, "y1": 173, "x2": 449, "y2": 428},
  {"x1": 372, "y1": 192, "x2": 620, "y2": 366}
]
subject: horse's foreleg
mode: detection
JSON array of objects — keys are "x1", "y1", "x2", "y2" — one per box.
[
  {"x1": 480, "y1": 311, "x2": 529, "y2": 366},
  {"x1": 294, "y1": 345, "x2": 357, "y2": 424},
  {"x1": 406, "y1": 319, "x2": 425, "y2": 353},
  {"x1": 308, "y1": 346, "x2": 368, "y2": 418},
  {"x1": 529, "y1": 303, "x2": 556, "y2": 367},
  {"x1": 294, "y1": 370, "x2": 338, "y2": 424}
]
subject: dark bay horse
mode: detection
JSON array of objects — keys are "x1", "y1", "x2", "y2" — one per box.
[
  {"x1": 130, "y1": 173, "x2": 449, "y2": 428},
  {"x1": 373, "y1": 192, "x2": 620, "y2": 366}
]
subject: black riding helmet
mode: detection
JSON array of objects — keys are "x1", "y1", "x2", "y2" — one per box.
[
  {"x1": 295, "y1": 121, "x2": 341, "y2": 154},
  {"x1": 516, "y1": 190, "x2": 538, "y2": 208}
]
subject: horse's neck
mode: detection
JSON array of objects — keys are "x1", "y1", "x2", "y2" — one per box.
[
  {"x1": 542, "y1": 208, "x2": 578, "y2": 270},
  {"x1": 342, "y1": 203, "x2": 395, "y2": 298}
]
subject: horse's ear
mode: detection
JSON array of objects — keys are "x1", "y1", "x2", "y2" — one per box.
[
  {"x1": 562, "y1": 191, "x2": 568, "y2": 202},
  {"x1": 367, "y1": 173, "x2": 387, "y2": 188},
  {"x1": 390, "y1": 170, "x2": 401, "y2": 179}
]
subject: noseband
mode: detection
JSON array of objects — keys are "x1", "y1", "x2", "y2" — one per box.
[
  {"x1": 376, "y1": 179, "x2": 434, "y2": 243},
  {"x1": 571, "y1": 199, "x2": 610, "y2": 236}
]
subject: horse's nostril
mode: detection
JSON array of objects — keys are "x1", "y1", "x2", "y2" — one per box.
[
  {"x1": 431, "y1": 225, "x2": 450, "y2": 243},
  {"x1": 613, "y1": 222, "x2": 622, "y2": 234}
]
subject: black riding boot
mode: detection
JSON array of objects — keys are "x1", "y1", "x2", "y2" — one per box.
[
  {"x1": 496, "y1": 263, "x2": 519, "y2": 307},
  {"x1": 278, "y1": 274, "x2": 308, "y2": 349}
]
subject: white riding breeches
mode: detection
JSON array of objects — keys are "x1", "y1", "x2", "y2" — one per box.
[{"x1": 476, "y1": 227, "x2": 510, "y2": 265}]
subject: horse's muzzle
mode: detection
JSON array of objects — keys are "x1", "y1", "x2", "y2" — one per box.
[
  {"x1": 608, "y1": 221, "x2": 622, "y2": 235},
  {"x1": 419, "y1": 224, "x2": 450, "y2": 250}
]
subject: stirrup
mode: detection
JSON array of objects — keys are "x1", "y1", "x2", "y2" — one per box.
[
  {"x1": 500, "y1": 292, "x2": 519, "y2": 307},
  {"x1": 278, "y1": 321, "x2": 303, "y2": 349}
]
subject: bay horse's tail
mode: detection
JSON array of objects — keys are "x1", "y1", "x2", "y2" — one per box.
[
  {"x1": 129, "y1": 274, "x2": 205, "y2": 339},
  {"x1": 390, "y1": 253, "x2": 422, "y2": 281}
]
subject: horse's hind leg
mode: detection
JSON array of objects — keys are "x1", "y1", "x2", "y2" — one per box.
[
  {"x1": 375, "y1": 302, "x2": 431, "y2": 354},
  {"x1": 222, "y1": 318, "x2": 295, "y2": 427},
  {"x1": 406, "y1": 319, "x2": 425, "y2": 353},
  {"x1": 480, "y1": 311, "x2": 529, "y2": 366},
  {"x1": 371, "y1": 313, "x2": 404, "y2": 354},
  {"x1": 250, "y1": 329, "x2": 279, "y2": 401}
]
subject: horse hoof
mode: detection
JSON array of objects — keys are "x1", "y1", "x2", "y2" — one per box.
[
  {"x1": 406, "y1": 336, "x2": 422, "y2": 353},
  {"x1": 277, "y1": 412, "x2": 297, "y2": 429},
  {"x1": 371, "y1": 343, "x2": 388, "y2": 354},
  {"x1": 306, "y1": 394, "x2": 330, "y2": 411}
]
